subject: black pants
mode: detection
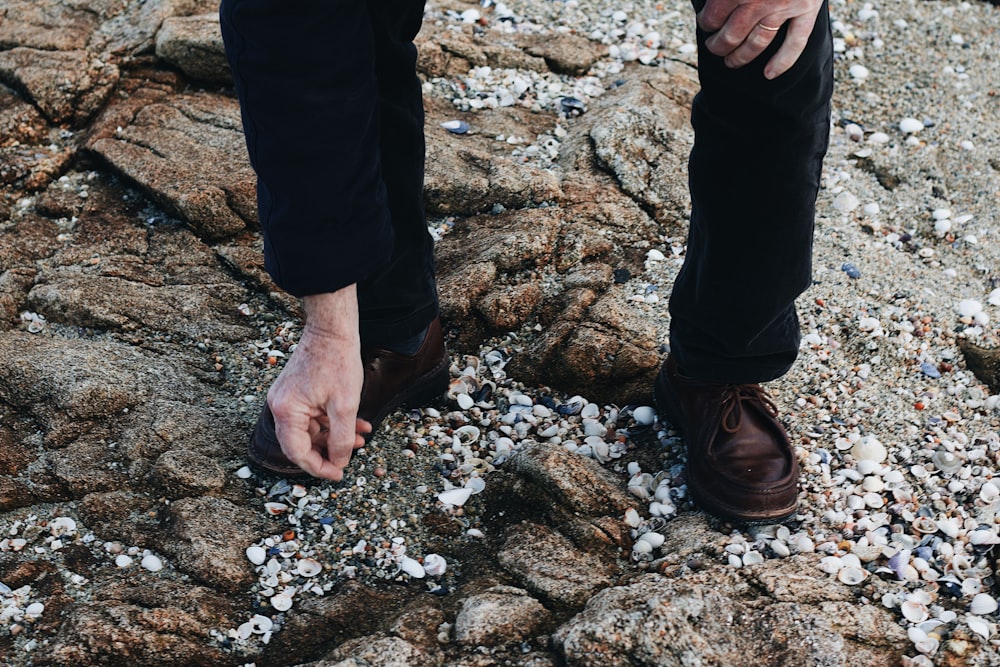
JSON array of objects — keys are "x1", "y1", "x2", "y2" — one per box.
[
  {"x1": 221, "y1": 0, "x2": 833, "y2": 380},
  {"x1": 669, "y1": 1, "x2": 834, "y2": 383},
  {"x1": 220, "y1": 0, "x2": 438, "y2": 347}
]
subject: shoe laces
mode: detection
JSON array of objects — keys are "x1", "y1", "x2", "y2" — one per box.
[{"x1": 719, "y1": 384, "x2": 778, "y2": 434}]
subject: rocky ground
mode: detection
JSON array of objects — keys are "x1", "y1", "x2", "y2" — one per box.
[{"x1": 1, "y1": 0, "x2": 1000, "y2": 665}]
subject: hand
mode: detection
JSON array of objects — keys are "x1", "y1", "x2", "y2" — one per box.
[
  {"x1": 698, "y1": 0, "x2": 824, "y2": 79},
  {"x1": 266, "y1": 286, "x2": 371, "y2": 480}
]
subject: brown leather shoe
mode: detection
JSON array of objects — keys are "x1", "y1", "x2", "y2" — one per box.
[
  {"x1": 248, "y1": 317, "x2": 450, "y2": 477},
  {"x1": 653, "y1": 355, "x2": 799, "y2": 522}
]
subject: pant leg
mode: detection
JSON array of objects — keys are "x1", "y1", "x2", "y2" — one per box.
[
  {"x1": 220, "y1": 0, "x2": 395, "y2": 298},
  {"x1": 357, "y1": 0, "x2": 440, "y2": 346},
  {"x1": 668, "y1": 0, "x2": 834, "y2": 384}
]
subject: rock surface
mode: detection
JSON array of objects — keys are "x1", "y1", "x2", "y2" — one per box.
[{"x1": 0, "y1": 1, "x2": 998, "y2": 666}]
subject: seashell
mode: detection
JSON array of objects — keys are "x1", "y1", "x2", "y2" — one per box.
[
  {"x1": 727, "y1": 554, "x2": 743, "y2": 568},
  {"x1": 560, "y1": 96, "x2": 586, "y2": 116},
  {"x1": 115, "y1": 554, "x2": 133, "y2": 568},
  {"x1": 961, "y1": 579, "x2": 983, "y2": 598},
  {"x1": 49, "y1": 517, "x2": 77, "y2": 537},
  {"x1": 441, "y1": 119, "x2": 469, "y2": 134},
  {"x1": 264, "y1": 502, "x2": 288, "y2": 515},
  {"x1": 771, "y1": 540, "x2": 791, "y2": 558},
  {"x1": 245, "y1": 614, "x2": 274, "y2": 637},
  {"x1": 141, "y1": 554, "x2": 163, "y2": 572},
  {"x1": 914, "y1": 638, "x2": 939, "y2": 656},
  {"x1": 296, "y1": 558, "x2": 322, "y2": 577},
  {"x1": 851, "y1": 436, "x2": 887, "y2": 463},
  {"x1": 838, "y1": 566, "x2": 868, "y2": 585},
  {"x1": 840, "y1": 554, "x2": 862, "y2": 569},
  {"x1": 967, "y1": 615, "x2": 992, "y2": 639},
  {"x1": 901, "y1": 600, "x2": 930, "y2": 623},
  {"x1": 247, "y1": 546, "x2": 267, "y2": 566},
  {"x1": 456, "y1": 393, "x2": 474, "y2": 410},
  {"x1": 423, "y1": 554, "x2": 447, "y2": 577},
  {"x1": 936, "y1": 517, "x2": 960, "y2": 538},
  {"x1": 437, "y1": 487, "x2": 473, "y2": 507},
  {"x1": 580, "y1": 402, "x2": 600, "y2": 419},
  {"x1": 632, "y1": 406, "x2": 656, "y2": 426},
  {"x1": 632, "y1": 539, "x2": 652, "y2": 555},
  {"x1": 454, "y1": 425, "x2": 481, "y2": 444},
  {"x1": 742, "y1": 551, "x2": 764, "y2": 566},
  {"x1": 912, "y1": 517, "x2": 937, "y2": 534},
  {"x1": 819, "y1": 556, "x2": 843, "y2": 574},
  {"x1": 236, "y1": 466, "x2": 253, "y2": 479},
  {"x1": 970, "y1": 593, "x2": 998, "y2": 615},
  {"x1": 267, "y1": 480, "x2": 291, "y2": 497},
  {"x1": 638, "y1": 532, "x2": 665, "y2": 549},
  {"x1": 725, "y1": 543, "x2": 746, "y2": 556},
  {"x1": 793, "y1": 535, "x2": 815, "y2": 553},
  {"x1": 465, "y1": 476, "x2": 486, "y2": 494},
  {"x1": 931, "y1": 449, "x2": 962, "y2": 474},
  {"x1": 268, "y1": 593, "x2": 292, "y2": 611},
  {"x1": 969, "y1": 529, "x2": 1000, "y2": 546},
  {"x1": 399, "y1": 556, "x2": 425, "y2": 579},
  {"x1": 624, "y1": 508, "x2": 641, "y2": 528},
  {"x1": 538, "y1": 424, "x2": 559, "y2": 438},
  {"x1": 888, "y1": 549, "x2": 911, "y2": 579},
  {"x1": 858, "y1": 459, "x2": 882, "y2": 476}
]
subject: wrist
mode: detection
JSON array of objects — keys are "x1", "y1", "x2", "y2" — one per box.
[{"x1": 301, "y1": 285, "x2": 360, "y2": 340}]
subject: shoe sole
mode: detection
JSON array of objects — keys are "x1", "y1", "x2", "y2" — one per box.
[{"x1": 654, "y1": 367, "x2": 798, "y2": 525}]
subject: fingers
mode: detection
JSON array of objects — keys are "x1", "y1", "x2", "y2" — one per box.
[
  {"x1": 324, "y1": 403, "x2": 361, "y2": 471},
  {"x1": 713, "y1": 18, "x2": 784, "y2": 69},
  {"x1": 273, "y1": 408, "x2": 345, "y2": 481},
  {"x1": 764, "y1": 14, "x2": 816, "y2": 79}
]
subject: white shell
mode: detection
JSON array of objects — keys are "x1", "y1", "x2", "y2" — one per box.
[
  {"x1": 115, "y1": 555, "x2": 133, "y2": 568},
  {"x1": 624, "y1": 508, "x2": 642, "y2": 528},
  {"x1": 24, "y1": 602, "x2": 44, "y2": 617},
  {"x1": 296, "y1": 558, "x2": 322, "y2": 577},
  {"x1": 141, "y1": 554, "x2": 164, "y2": 572},
  {"x1": 901, "y1": 600, "x2": 929, "y2": 623},
  {"x1": 264, "y1": 502, "x2": 288, "y2": 515},
  {"x1": 851, "y1": 436, "x2": 887, "y2": 463},
  {"x1": 819, "y1": 556, "x2": 843, "y2": 574},
  {"x1": 246, "y1": 546, "x2": 267, "y2": 566},
  {"x1": 399, "y1": 556, "x2": 425, "y2": 579},
  {"x1": 969, "y1": 530, "x2": 1000, "y2": 546},
  {"x1": 270, "y1": 593, "x2": 293, "y2": 611},
  {"x1": 252, "y1": 614, "x2": 274, "y2": 633},
  {"x1": 638, "y1": 532, "x2": 665, "y2": 549},
  {"x1": 423, "y1": 554, "x2": 447, "y2": 576},
  {"x1": 465, "y1": 476, "x2": 486, "y2": 495},
  {"x1": 632, "y1": 406, "x2": 656, "y2": 425},
  {"x1": 437, "y1": 487, "x2": 473, "y2": 507},
  {"x1": 580, "y1": 402, "x2": 600, "y2": 419},
  {"x1": 970, "y1": 593, "x2": 998, "y2": 615},
  {"x1": 967, "y1": 615, "x2": 992, "y2": 639},
  {"x1": 838, "y1": 566, "x2": 868, "y2": 585},
  {"x1": 742, "y1": 551, "x2": 764, "y2": 566},
  {"x1": 49, "y1": 517, "x2": 77, "y2": 536}
]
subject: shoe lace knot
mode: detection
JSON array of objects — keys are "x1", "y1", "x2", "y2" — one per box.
[{"x1": 719, "y1": 384, "x2": 778, "y2": 434}]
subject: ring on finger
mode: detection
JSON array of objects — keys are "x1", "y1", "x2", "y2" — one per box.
[{"x1": 756, "y1": 21, "x2": 781, "y2": 31}]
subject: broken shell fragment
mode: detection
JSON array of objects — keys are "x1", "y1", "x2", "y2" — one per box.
[{"x1": 270, "y1": 593, "x2": 293, "y2": 611}]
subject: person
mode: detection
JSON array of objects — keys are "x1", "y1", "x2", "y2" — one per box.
[{"x1": 220, "y1": 0, "x2": 833, "y2": 523}]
